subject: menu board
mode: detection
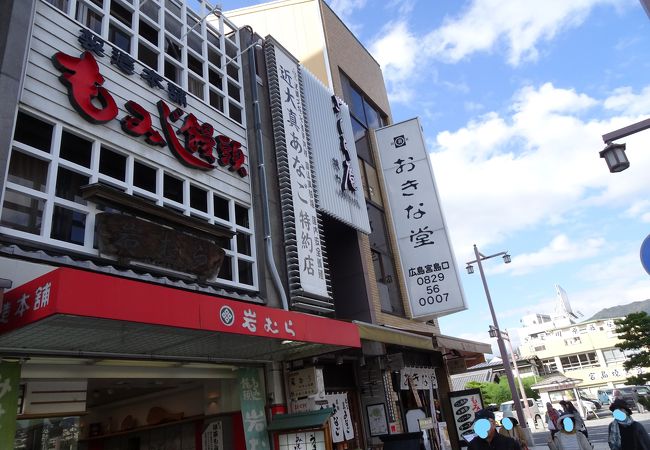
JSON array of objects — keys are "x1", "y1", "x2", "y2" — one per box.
[{"x1": 448, "y1": 389, "x2": 483, "y2": 446}]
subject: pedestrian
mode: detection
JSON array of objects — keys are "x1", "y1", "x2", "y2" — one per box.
[
  {"x1": 498, "y1": 417, "x2": 529, "y2": 450},
  {"x1": 545, "y1": 402, "x2": 560, "y2": 438},
  {"x1": 607, "y1": 398, "x2": 650, "y2": 450},
  {"x1": 548, "y1": 413, "x2": 593, "y2": 450},
  {"x1": 468, "y1": 409, "x2": 521, "y2": 450},
  {"x1": 561, "y1": 400, "x2": 588, "y2": 438}
]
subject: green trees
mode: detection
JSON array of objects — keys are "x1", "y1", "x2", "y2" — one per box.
[
  {"x1": 615, "y1": 311, "x2": 650, "y2": 385},
  {"x1": 465, "y1": 377, "x2": 540, "y2": 405}
]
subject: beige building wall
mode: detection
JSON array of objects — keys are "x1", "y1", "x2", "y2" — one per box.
[
  {"x1": 225, "y1": 0, "x2": 331, "y2": 88},
  {"x1": 319, "y1": 2, "x2": 391, "y2": 120},
  {"x1": 522, "y1": 318, "x2": 640, "y2": 390}
]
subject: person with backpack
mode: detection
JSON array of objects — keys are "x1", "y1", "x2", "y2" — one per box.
[{"x1": 545, "y1": 402, "x2": 560, "y2": 438}]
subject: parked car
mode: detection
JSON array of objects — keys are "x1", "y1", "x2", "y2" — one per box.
[
  {"x1": 495, "y1": 399, "x2": 543, "y2": 428},
  {"x1": 577, "y1": 390, "x2": 601, "y2": 409},
  {"x1": 597, "y1": 386, "x2": 650, "y2": 411}
]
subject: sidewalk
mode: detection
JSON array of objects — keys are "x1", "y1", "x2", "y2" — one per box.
[{"x1": 528, "y1": 410, "x2": 650, "y2": 450}]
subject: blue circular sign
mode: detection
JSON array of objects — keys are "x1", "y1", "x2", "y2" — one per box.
[{"x1": 641, "y1": 234, "x2": 650, "y2": 276}]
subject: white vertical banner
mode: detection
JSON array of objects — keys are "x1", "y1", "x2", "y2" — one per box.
[
  {"x1": 374, "y1": 118, "x2": 467, "y2": 319},
  {"x1": 269, "y1": 42, "x2": 328, "y2": 299},
  {"x1": 323, "y1": 393, "x2": 354, "y2": 442}
]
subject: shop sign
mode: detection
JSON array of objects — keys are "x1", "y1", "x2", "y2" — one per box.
[
  {"x1": 321, "y1": 393, "x2": 354, "y2": 443},
  {"x1": 202, "y1": 420, "x2": 224, "y2": 450},
  {"x1": 374, "y1": 118, "x2": 466, "y2": 319},
  {"x1": 0, "y1": 361, "x2": 20, "y2": 449},
  {"x1": 0, "y1": 268, "x2": 361, "y2": 349},
  {"x1": 239, "y1": 368, "x2": 270, "y2": 450},
  {"x1": 0, "y1": 270, "x2": 57, "y2": 334},
  {"x1": 266, "y1": 40, "x2": 329, "y2": 301},
  {"x1": 399, "y1": 367, "x2": 437, "y2": 390},
  {"x1": 300, "y1": 69, "x2": 370, "y2": 233},
  {"x1": 279, "y1": 430, "x2": 325, "y2": 450},
  {"x1": 96, "y1": 212, "x2": 225, "y2": 279},
  {"x1": 448, "y1": 388, "x2": 483, "y2": 445},
  {"x1": 52, "y1": 48, "x2": 246, "y2": 175},
  {"x1": 288, "y1": 367, "x2": 324, "y2": 400}
]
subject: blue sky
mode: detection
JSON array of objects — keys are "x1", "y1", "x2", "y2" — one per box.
[{"x1": 225, "y1": 0, "x2": 650, "y2": 353}]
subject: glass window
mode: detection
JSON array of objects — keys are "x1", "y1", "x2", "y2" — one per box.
[
  {"x1": 362, "y1": 160, "x2": 382, "y2": 206},
  {"x1": 226, "y1": 63, "x2": 239, "y2": 81},
  {"x1": 238, "y1": 260, "x2": 253, "y2": 285},
  {"x1": 188, "y1": 31, "x2": 203, "y2": 55},
  {"x1": 99, "y1": 146, "x2": 126, "y2": 181},
  {"x1": 140, "y1": 1, "x2": 158, "y2": 21},
  {"x1": 60, "y1": 131, "x2": 92, "y2": 167},
  {"x1": 188, "y1": 53, "x2": 203, "y2": 76},
  {"x1": 56, "y1": 167, "x2": 89, "y2": 204},
  {"x1": 133, "y1": 161, "x2": 156, "y2": 193},
  {"x1": 209, "y1": 69, "x2": 223, "y2": 90},
  {"x1": 188, "y1": 76, "x2": 204, "y2": 98},
  {"x1": 139, "y1": 19, "x2": 158, "y2": 45},
  {"x1": 229, "y1": 103, "x2": 242, "y2": 124},
  {"x1": 364, "y1": 98, "x2": 382, "y2": 129},
  {"x1": 138, "y1": 42, "x2": 158, "y2": 70},
  {"x1": 341, "y1": 74, "x2": 365, "y2": 123},
  {"x1": 208, "y1": 48, "x2": 222, "y2": 67},
  {"x1": 163, "y1": 173, "x2": 183, "y2": 203},
  {"x1": 219, "y1": 255, "x2": 232, "y2": 280},
  {"x1": 109, "y1": 23, "x2": 131, "y2": 52},
  {"x1": 110, "y1": 1, "x2": 132, "y2": 27},
  {"x1": 189, "y1": 185, "x2": 207, "y2": 212},
  {"x1": 1, "y1": 190, "x2": 44, "y2": 235},
  {"x1": 227, "y1": 81, "x2": 240, "y2": 102},
  {"x1": 51, "y1": 206, "x2": 86, "y2": 245},
  {"x1": 165, "y1": 0, "x2": 181, "y2": 17},
  {"x1": 368, "y1": 204, "x2": 403, "y2": 315},
  {"x1": 603, "y1": 348, "x2": 625, "y2": 363},
  {"x1": 165, "y1": 13, "x2": 182, "y2": 40},
  {"x1": 235, "y1": 203, "x2": 249, "y2": 227},
  {"x1": 214, "y1": 195, "x2": 229, "y2": 220},
  {"x1": 13, "y1": 112, "x2": 53, "y2": 153},
  {"x1": 164, "y1": 59, "x2": 181, "y2": 83},
  {"x1": 8, "y1": 151, "x2": 49, "y2": 192},
  {"x1": 45, "y1": 0, "x2": 69, "y2": 12},
  {"x1": 76, "y1": 2, "x2": 103, "y2": 34},
  {"x1": 237, "y1": 233, "x2": 251, "y2": 256},
  {"x1": 165, "y1": 36, "x2": 182, "y2": 61},
  {"x1": 210, "y1": 91, "x2": 224, "y2": 112}
]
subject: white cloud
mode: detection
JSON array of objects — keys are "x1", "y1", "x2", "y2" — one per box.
[
  {"x1": 429, "y1": 82, "x2": 650, "y2": 263},
  {"x1": 369, "y1": 20, "x2": 419, "y2": 103},
  {"x1": 490, "y1": 234, "x2": 605, "y2": 276},
  {"x1": 625, "y1": 200, "x2": 650, "y2": 223},
  {"x1": 368, "y1": 0, "x2": 628, "y2": 103}
]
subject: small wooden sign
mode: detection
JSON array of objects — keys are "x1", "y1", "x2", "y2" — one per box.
[{"x1": 96, "y1": 212, "x2": 225, "y2": 279}]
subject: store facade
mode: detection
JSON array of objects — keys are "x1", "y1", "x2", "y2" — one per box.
[{"x1": 0, "y1": 1, "x2": 364, "y2": 450}]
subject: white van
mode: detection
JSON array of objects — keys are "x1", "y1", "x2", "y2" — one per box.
[{"x1": 495, "y1": 399, "x2": 543, "y2": 428}]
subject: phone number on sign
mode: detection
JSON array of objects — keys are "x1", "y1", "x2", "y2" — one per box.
[{"x1": 415, "y1": 274, "x2": 449, "y2": 305}]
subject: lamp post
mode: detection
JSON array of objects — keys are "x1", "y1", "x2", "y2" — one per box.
[
  {"x1": 490, "y1": 326, "x2": 533, "y2": 427},
  {"x1": 600, "y1": 117, "x2": 650, "y2": 173},
  {"x1": 466, "y1": 245, "x2": 526, "y2": 429}
]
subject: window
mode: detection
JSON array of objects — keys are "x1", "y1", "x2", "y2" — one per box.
[
  {"x1": 56, "y1": 0, "x2": 245, "y2": 122},
  {"x1": 1, "y1": 110, "x2": 257, "y2": 290},
  {"x1": 560, "y1": 352, "x2": 599, "y2": 370},
  {"x1": 602, "y1": 348, "x2": 625, "y2": 364},
  {"x1": 540, "y1": 358, "x2": 557, "y2": 375},
  {"x1": 368, "y1": 204, "x2": 403, "y2": 315}
]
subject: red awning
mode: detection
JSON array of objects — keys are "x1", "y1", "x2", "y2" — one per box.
[{"x1": 0, "y1": 268, "x2": 360, "y2": 352}]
